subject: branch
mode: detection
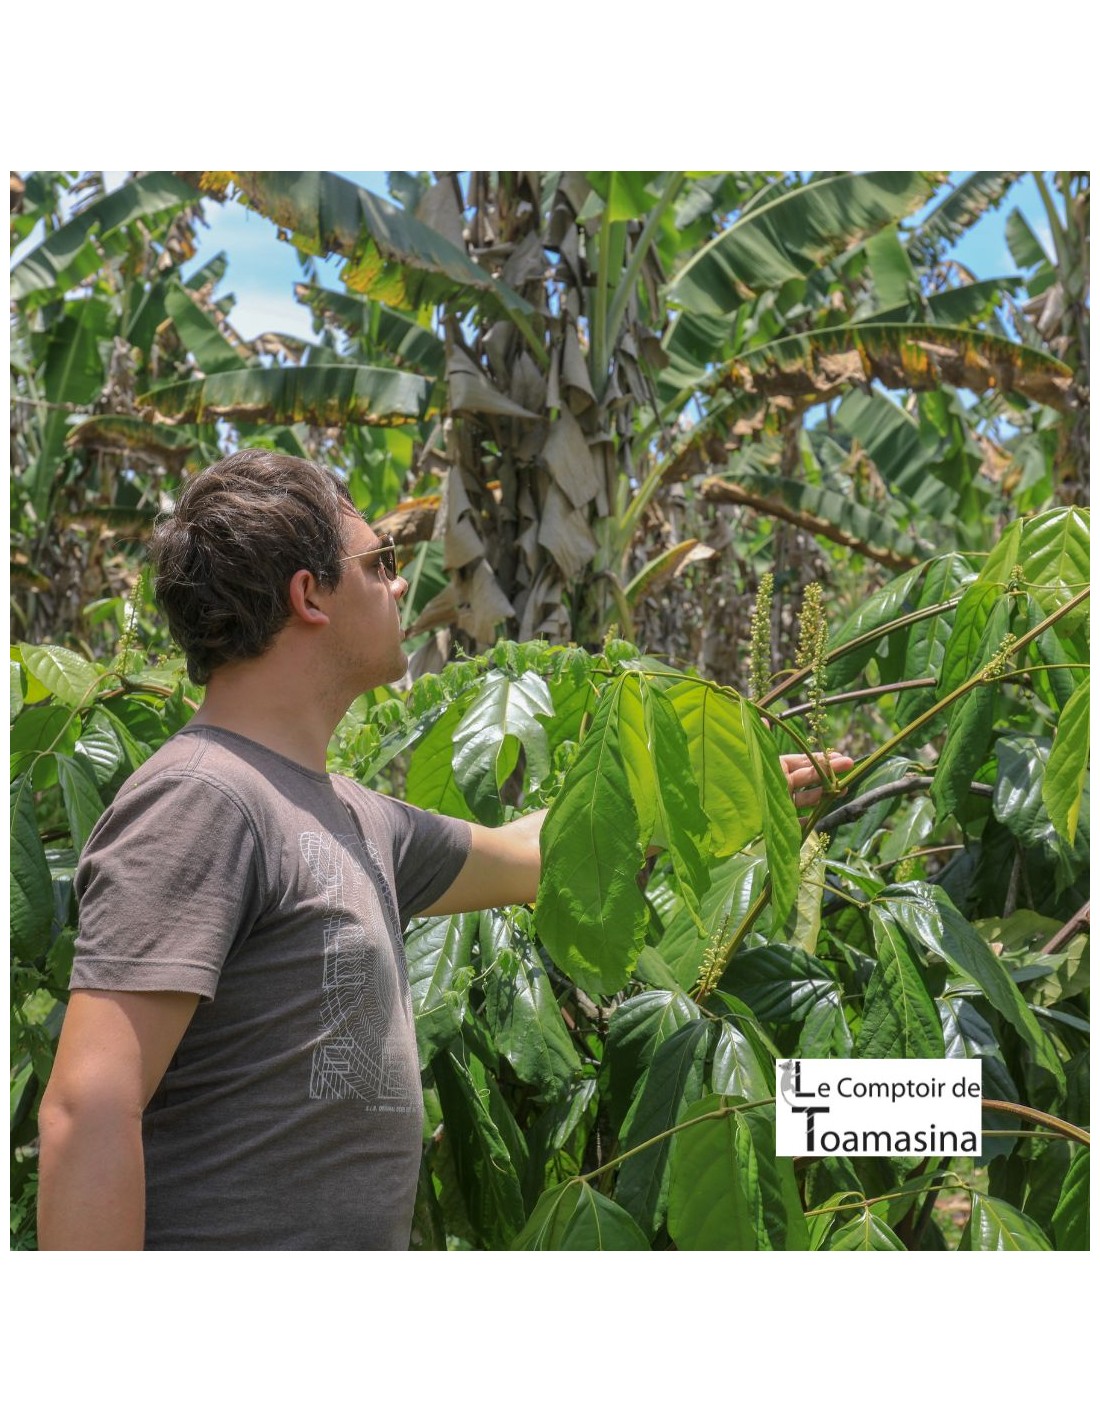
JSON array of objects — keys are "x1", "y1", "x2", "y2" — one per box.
[
  {"x1": 814, "y1": 774, "x2": 992, "y2": 832},
  {"x1": 1038, "y1": 901, "x2": 1090, "y2": 957},
  {"x1": 700, "y1": 476, "x2": 920, "y2": 571}
]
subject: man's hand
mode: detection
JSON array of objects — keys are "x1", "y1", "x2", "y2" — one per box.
[
  {"x1": 780, "y1": 751, "x2": 853, "y2": 809},
  {"x1": 37, "y1": 988, "x2": 199, "y2": 1250}
]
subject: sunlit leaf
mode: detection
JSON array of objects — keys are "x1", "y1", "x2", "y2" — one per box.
[
  {"x1": 1042, "y1": 679, "x2": 1089, "y2": 844},
  {"x1": 512, "y1": 1180, "x2": 649, "y2": 1250},
  {"x1": 854, "y1": 909, "x2": 944, "y2": 1059},
  {"x1": 962, "y1": 1195, "x2": 1051, "y2": 1250}
]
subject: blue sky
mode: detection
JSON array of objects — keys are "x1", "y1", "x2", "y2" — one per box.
[{"x1": 165, "y1": 170, "x2": 1056, "y2": 343}]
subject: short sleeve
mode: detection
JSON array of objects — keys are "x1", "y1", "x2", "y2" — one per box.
[
  {"x1": 375, "y1": 796, "x2": 472, "y2": 923},
  {"x1": 71, "y1": 771, "x2": 265, "y2": 1001}
]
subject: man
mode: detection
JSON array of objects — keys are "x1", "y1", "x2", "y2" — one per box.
[{"x1": 37, "y1": 449, "x2": 848, "y2": 1251}]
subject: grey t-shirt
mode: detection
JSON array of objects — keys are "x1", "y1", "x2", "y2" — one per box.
[{"x1": 70, "y1": 724, "x2": 472, "y2": 1251}]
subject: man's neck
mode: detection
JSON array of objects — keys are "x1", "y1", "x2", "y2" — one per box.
[{"x1": 189, "y1": 657, "x2": 348, "y2": 775}]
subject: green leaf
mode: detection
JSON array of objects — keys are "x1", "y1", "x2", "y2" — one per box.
[
  {"x1": 826, "y1": 563, "x2": 925, "y2": 687},
  {"x1": 671, "y1": 172, "x2": 939, "y2": 315},
  {"x1": 667, "y1": 1097, "x2": 806, "y2": 1250},
  {"x1": 614, "y1": 1021, "x2": 710, "y2": 1237},
  {"x1": 431, "y1": 1046, "x2": 525, "y2": 1249},
  {"x1": 864, "y1": 224, "x2": 915, "y2": 311},
  {"x1": 1006, "y1": 209, "x2": 1050, "y2": 269},
  {"x1": 512, "y1": 1180, "x2": 649, "y2": 1250},
  {"x1": 536, "y1": 678, "x2": 650, "y2": 997},
  {"x1": 1016, "y1": 506, "x2": 1090, "y2": 621},
  {"x1": 710, "y1": 1018, "x2": 774, "y2": 1100},
  {"x1": 74, "y1": 710, "x2": 126, "y2": 786},
  {"x1": 930, "y1": 594, "x2": 1012, "y2": 820},
  {"x1": 11, "y1": 172, "x2": 200, "y2": 301},
  {"x1": 17, "y1": 644, "x2": 102, "y2": 708},
  {"x1": 663, "y1": 679, "x2": 759, "y2": 858},
  {"x1": 881, "y1": 884, "x2": 1065, "y2": 1088},
  {"x1": 164, "y1": 280, "x2": 248, "y2": 375},
  {"x1": 655, "y1": 850, "x2": 766, "y2": 992},
  {"x1": 10, "y1": 662, "x2": 25, "y2": 723},
  {"x1": 938, "y1": 998, "x2": 1019, "y2": 1105},
  {"x1": 741, "y1": 703, "x2": 800, "y2": 925},
  {"x1": 1043, "y1": 679, "x2": 1089, "y2": 843},
  {"x1": 603, "y1": 989, "x2": 702, "y2": 1135},
  {"x1": 479, "y1": 910, "x2": 581, "y2": 1100},
  {"x1": 993, "y1": 734, "x2": 1088, "y2": 892},
  {"x1": 722, "y1": 944, "x2": 839, "y2": 1024},
  {"x1": 405, "y1": 701, "x2": 478, "y2": 820},
  {"x1": 638, "y1": 678, "x2": 711, "y2": 930},
  {"x1": 1051, "y1": 1149, "x2": 1089, "y2": 1251},
  {"x1": 140, "y1": 362, "x2": 434, "y2": 427},
  {"x1": 962, "y1": 1196, "x2": 1052, "y2": 1251},
  {"x1": 896, "y1": 554, "x2": 973, "y2": 729},
  {"x1": 55, "y1": 753, "x2": 105, "y2": 855},
  {"x1": 406, "y1": 912, "x2": 476, "y2": 1068},
  {"x1": 827, "y1": 1208, "x2": 906, "y2": 1251},
  {"x1": 854, "y1": 908, "x2": 945, "y2": 1059},
  {"x1": 452, "y1": 669, "x2": 553, "y2": 822},
  {"x1": 10, "y1": 775, "x2": 54, "y2": 960}
]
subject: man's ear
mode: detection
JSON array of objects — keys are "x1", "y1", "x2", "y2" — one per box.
[{"x1": 287, "y1": 569, "x2": 331, "y2": 627}]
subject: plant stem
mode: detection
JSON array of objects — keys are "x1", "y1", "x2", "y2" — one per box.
[
  {"x1": 981, "y1": 1098, "x2": 1089, "y2": 1146},
  {"x1": 576, "y1": 1095, "x2": 775, "y2": 1183}
]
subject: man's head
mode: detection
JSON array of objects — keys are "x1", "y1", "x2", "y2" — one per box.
[{"x1": 148, "y1": 449, "x2": 360, "y2": 685}]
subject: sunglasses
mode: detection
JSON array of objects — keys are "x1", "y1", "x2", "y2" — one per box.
[{"x1": 338, "y1": 535, "x2": 398, "y2": 580}]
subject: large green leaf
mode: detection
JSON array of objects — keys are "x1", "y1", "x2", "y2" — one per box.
[
  {"x1": 431, "y1": 1047, "x2": 525, "y2": 1249},
  {"x1": 638, "y1": 678, "x2": 711, "y2": 930},
  {"x1": 223, "y1": 171, "x2": 534, "y2": 320},
  {"x1": 826, "y1": 563, "x2": 926, "y2": 687},
  {"x1": 405, "y1": 701, "x2": 478, "y2": 820},
  {"x1": 512, "y1": 1180, "x2": 649, "y2": 1250},
  {"x1": 1016, "y1": 506, "x2": 1090, "y2": 619},
  {"x1": 17, "y1": 644, "x2": 102, "y2": 709},
  {"x1": 479, "y1": 910, "x2": 581, "y2": 1101},
  {"x1": 667, "y1": 1097, "x2": 807, "y2": 1250},
  {"x1": 930, "y1": 593, "x2": 1012, "y2": 820},
  {"x1": 55, "y1": 753, "x2": 105, "y2": 856},
  {"x1": 854, "y1": 909, "x2": 945, "y2": 1059},
  {"x1": 938, "y1": 998, "x2": 1019, "y2": 1105},
  {"x1": 164, "y1": 281, "x2": 248, "y2": 375},
  {"x1": 962, "y1": 1196, "x2": 1052, "y2": 1251},
  {"x1": 654, "y1": 850, "x2": 767, "y2": 992},
  {"x1": 139, "y1": 363, "x2": 434, "y2": 426},
  {"x1": 835, "y1": 388, "x2": 953, "y2": 516},
  {"x1": 10, "y1": 776, "x2": 54, "y2": 960},
  {"x1": 896, "y1": 554, "x2": 973, "y2": 729},
  {"x1": 741, "y1": 703, "x2": 801, "y2": 925},
  {"x1": 602, "y1": 989, "x2": 702, "y2": 1135},
  {"x1": 11, "y1": 172, "x2": 199, "y2": 301},
  {"x1": 405, "y1": 912, "x2": 476, "y2": 1067},
  {"x1": 663, "y1": 679, "x2": 759, "y2": 858},
  {"x1": 536, "y1": 678, "x2": 650, "y2": 997},
  {"x1": 992, "y1": 734, "x2": 1088, "y2": 892},
  {"x1": 1050, "y1": 1149, "x2": 1089, "y2": 1251},
  {"x1": 671, "y1": 172, "x2": 939, "y2": 315},
  {"x1": 880, "y1": 884, "x2": 1065, "y2": 1087},
  {"x1": 721, "y1": 944, "x2": 839, "y2": 1024},
  {"x1": 1042, "y1": 679, "x2": 1089, "y2": 844},
  {"x1": 614, "y1": 1020, "x2": 710, "y2": 1237},
  {"x1": 451, "y1": 669, "x2": 553, "y2": 823}
]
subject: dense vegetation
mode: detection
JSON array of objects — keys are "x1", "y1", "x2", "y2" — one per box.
[{"x1": 10, "y1": 170, "x2": 1090, "y2": 1249}]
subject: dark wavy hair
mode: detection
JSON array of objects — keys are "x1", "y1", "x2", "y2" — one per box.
[{"x1": 148, "y1": 449, "x2": 357, "y2": 685}]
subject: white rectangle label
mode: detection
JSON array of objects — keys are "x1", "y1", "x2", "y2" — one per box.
[{"x1": 775, "y1": 1059, "x2": 983, "y2": 1157}]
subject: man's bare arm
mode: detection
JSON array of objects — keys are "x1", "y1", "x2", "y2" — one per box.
[
  {"x1": 420, "y1": 810, "x2": 546, "y2": 915},
  {"x1": 37, "y1": 989, "x2": 199, "y2": 1250}
]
